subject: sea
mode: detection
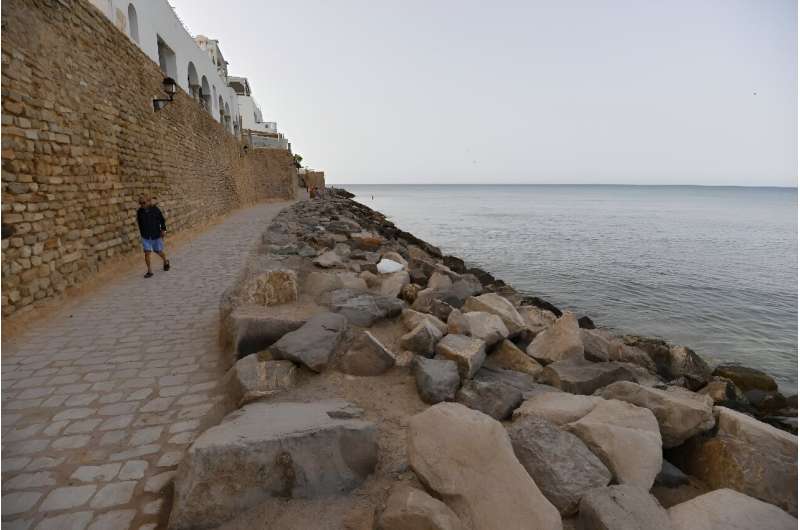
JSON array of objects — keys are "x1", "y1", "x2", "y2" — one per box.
[{"x1": 341, "y1": 184, "x2": 798, "y2": 392}]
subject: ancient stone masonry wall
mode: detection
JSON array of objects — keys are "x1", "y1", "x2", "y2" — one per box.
[{"x1": 1, "y1": 0, "x2": 297, "y2": 317}]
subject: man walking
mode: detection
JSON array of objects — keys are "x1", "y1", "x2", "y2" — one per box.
[{"x1": 136, "y1": 195, "x2": 170, "y2": 278}]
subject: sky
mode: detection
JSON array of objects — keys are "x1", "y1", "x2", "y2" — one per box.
[{"x1": 170, "y1": 0, "x2": 798, "y2": 186}]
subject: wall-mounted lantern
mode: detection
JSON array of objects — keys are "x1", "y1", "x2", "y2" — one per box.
[{"x1": 153, "y1": 77, "x2": 177, "y2": 111}]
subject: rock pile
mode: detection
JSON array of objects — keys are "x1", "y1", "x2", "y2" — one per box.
[{"x1": 169, "y1": 191, "x2": 797, "y2": 529}]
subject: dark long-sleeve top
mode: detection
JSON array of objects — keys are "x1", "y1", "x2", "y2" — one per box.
[{"x1": 136, "y1": 206, "x2": 166, "y2": 239}]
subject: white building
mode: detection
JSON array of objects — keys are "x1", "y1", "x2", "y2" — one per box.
[
  {"x1": 88, "y1": 0, "x2": 241, "y2": 135},
  {"x1": 228, "y1": 76, "x2": 289, "y2": 150}
]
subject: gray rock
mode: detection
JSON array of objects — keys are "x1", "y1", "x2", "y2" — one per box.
[
  {"x1": 223, "y1": 305, "x2": 311, "y2": 360},
  {"x1": 313, "y1": 250, "x2": 345, "y2": 268},
  {"x1": 339, "y1": 331, "x2": 396, "y2": 376},
  {"x1": 578, "y1": 485, "x2": 672, "y2": 530},
  {"x1": 414, "y1": 357, "x2": 461, "y2": 404},
  {"x1": 380, "y1": 271, "x2": 411, "y2": 298},
  {"x1": 303, "y1": 271, "x2": 367, "y2": 298},
  {"x1": 435, "y1": 334, "x2": 487, "y2": 379},
  {"x1": 400, "y1": 320, "x2": 444, "y2": 357},
  {"x1": 330, "y1": 289, "x2": 404, "y2": 326},
  {"x1": 508, "y1": 415, "x2": 612, "y2": 515},
  {"x1": 655, "y1": 460, "x2": 689, "y2": 488},
  {"x1": 512, "y1": 392, "x2": 602, "y2": 425},
  {"x1": 224, "y1": 356, "x2": 297, "y2": 407},
  {"x1": 269, "y1": 312, "x2": 348, "y2": 372},
  {"x1": 169, "y1": 400, "x2": 378, "y2": 530},
  {"x1": 400, "y1": 308, "x2": 447, "y2": 335},
  {"x1": 447, "y1": 310, "x2": 509, "y2": 346},
  {"x1": 668, "y1": 488, "x2": 797, "y2": 530},
  {"x1": 456, "y1": 379, "x2": 523, "y2": 420},
  {"x1": 463, "y1": 293, "x2": 527, "y2": 335},
  {"x1": 597, "y1": 381, "x2": 715, "y2": 447},
  {"x1": 526, "y1": 311, "x2": 584, "y2": 364},
  {"x1": 541, "y1": 358, "x2": 635, "y2": 395},
  {"x1": 474, "y1": 366, "x2": 539, "y2": 394},
  {"x1": 624, "y1": 336, "x2": 711, "y2": 390}
]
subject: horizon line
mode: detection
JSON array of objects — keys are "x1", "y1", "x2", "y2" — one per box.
[{"x1": 331, "y1": 182, "x2": 799, "y2": 189}]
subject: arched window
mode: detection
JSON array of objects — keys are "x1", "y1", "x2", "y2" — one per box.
[
  {"x1": 224, "y1": 102, "x2": 232, "y2": 132},
  {"x1": 187, "y1": 62, "x2": 199, "y2": 101},
  {"x1": 127, "y1": 3, "x2": 139, "y2": 43},
  {"x1": 200, "y1": 76, "x2": 211, "y2": 112}
]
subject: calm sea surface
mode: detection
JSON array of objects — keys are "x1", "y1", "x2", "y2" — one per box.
[{"x1": 342, "y1": 184, "x2": 798, "y2": 392}]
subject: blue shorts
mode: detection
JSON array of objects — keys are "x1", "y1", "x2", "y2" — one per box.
[{"x1": 142, "y1": 238, "x2": 164, "y2": 253}]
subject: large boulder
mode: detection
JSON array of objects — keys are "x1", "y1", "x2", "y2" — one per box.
[
  {"x1": 313, "y1": 249, "x2": 346, "y2": 268},
  {"x1": 668, "y1": 406, "x2": 797, "y2": 515},
  {"x1": 408, "y1": 403, "x2": 562, "y2": 530},
  {"x1": 378, "y1": 485, "x2": 462, "y2": 530},
  {"x1": 447, "y1": 310, "x2": 509, "y2": 346},
  {"x1": 380, "y1": 271, "x2": 411, "y2": 298},
  {"x1": 512, "y1": 392, "x2": 602, "y2": 425},
  {"x1": 508, "y1": 415, "x2": 612, "y2": 515},
  {"x1": 578, "y1": 485, "x2": 672, "y2": 530},
  {"x1": 303, "y1": 271, "x2": 367, "y2": 298},
  {"x1": 169, "y1": 400, "x2": 378, "y2": 530},
  {"x1": 624, "y1": 336, "x2": 711, "y2": 390},
  {"x1": 401, "y1": 308, "x2": 448, "y2": 335},
  {"x1": 434, "y1": 335, "x2": 487, "y2": 379},
  {"x1": 400, "y1": 320, "x2": 444, "y2": 357},
  {"x1": 241, "y1": 270, "x2": 298, "y2": 306},
  {"x1": 582, "y1": 329, "x2": 657, "y2": 372},
  {"x1": 527, "y1": 312, "x2": 584, "y2": 365},
  {"x1": 474, "y1": 366, "x2": 539, "y2": 395},
  {"x1": 462, "y1": 293, "x2": 527, "y2": 336},
  {"x1": 518, "y1": 306, "x2": 556, "y2": 336},
  {"x1": 455, "y1": 379, "x2": 522, "y2": 420},
  {"x1": 223, "y1": 304, "x2": 316, "y2": 361},
  {"x1": 597, "y1": 381, "x2": 715, "y2": 447},
  {"x1": 713, "y1": 364, "x2": 778, "y2": 393},
  {"x1": 413, "y1": 357, "x2": 461, "y2": 404},
  {"x1": 541, "y1": 358, "x2": 635, "y2": 395},
  {"x1": 269, "y1": 312, "x2": 348, "y2": 372},
  {"x1": 668, "y1": 489, "x2": 797, "y2": 530},
  {"x1": 427, "y1": 271, "x2": 454, "y2": 290},
  {"x1": 339, "y1": 331, "x2": 396, "y2": 376},
  {"x1": 330, "y1": 289, "x2": 404, "y2": 326},
  {"x1": 566, "y1": 399, "x2": 662, "y2": 489},
  {"x1": 224, "y1": 356, "x2": 297, "y2": 407},
  {"x1": 484, "y1": 339, "x2": 543, "y2": 377}
]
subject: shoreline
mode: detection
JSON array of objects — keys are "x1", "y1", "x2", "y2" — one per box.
[
  {"x1": 342, "y1": 184, "x2": 798, "y2": 394},
  {"x1": 168, "y1": 189, "x2": 797, "y2": 528}
]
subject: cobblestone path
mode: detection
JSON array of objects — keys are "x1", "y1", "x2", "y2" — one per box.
[{"x1": 1, "y1": 201, "x2": 291, "y2": 530}]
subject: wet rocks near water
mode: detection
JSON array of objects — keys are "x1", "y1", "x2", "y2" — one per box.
[
  {"x1": 269, "y1": 312, "x2": 348, "y2": 372},
  {"x1": 624, "y1": 336, "x2": 712, "y2": 390},
  {"x1": 541, "y1": 358, "x2": 635, "y2": 395},
  {"x1": 713, "y1": 363, "x2": 778, "y2": 392},
  {"x1": 597, "y1": 381, "x2": 715, "y2": 448},
  {"x1": 462, "y1": 293, "x2": 527, "y2": 336},
  {"x1": 668, "y1": 406, "x2": 797, "y2": 515},
  {"x1": 408, "y1": 403, "x2": 562, "y2": 530},
  {"x1": 413, "y1": 357, "x2": 461, "y2": 404},
  {"x1": 527, "y1": 311, "x2": 584, "y2": 364},
  {"x1": 169, "y1": 400, "x2": 378, "y2": 530},
  {"x1": 508, "y1": 415, "x2": 612, "y2": 515},
  {"x1": 446, "y1": 309, "x2": 509, "y2": 346}
]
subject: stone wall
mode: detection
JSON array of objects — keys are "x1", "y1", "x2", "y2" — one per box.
[{"x1": 1, "y1": 0, "x2": 297, "y2": 318}]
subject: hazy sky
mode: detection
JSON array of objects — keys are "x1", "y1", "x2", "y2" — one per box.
[{"x1": 171, "y1": 0, "x2": 797, "y2": 186}]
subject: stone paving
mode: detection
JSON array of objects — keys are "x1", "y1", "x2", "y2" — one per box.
[{"x1": 1, "y1": 201, "x2": 291, "y2": 530}]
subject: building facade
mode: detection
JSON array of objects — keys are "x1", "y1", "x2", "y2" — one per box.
[{"x1": 87, "y1": 0, "x2": 287, "y2": 146}]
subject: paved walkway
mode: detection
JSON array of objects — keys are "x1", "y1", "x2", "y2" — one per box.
[{"x1": 1, "y1": 201, "x2": 291, "y2": 530}]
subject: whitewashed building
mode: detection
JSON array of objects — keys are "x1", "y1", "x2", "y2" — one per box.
[
  {"x1": 87, "y1": 0, "x2": 282, "y2": 142},
  {"x1": 228, "y1": 76, "x2": 289, "y2": 150}
]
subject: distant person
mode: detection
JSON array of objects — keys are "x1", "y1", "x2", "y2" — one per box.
[{"x1": 136, "y1": 195, "x2": 170, "y2": 278}]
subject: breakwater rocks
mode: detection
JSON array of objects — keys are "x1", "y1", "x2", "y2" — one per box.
[{"x1": 171, "y1": 189, "x2": 797, "y2": 529}]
